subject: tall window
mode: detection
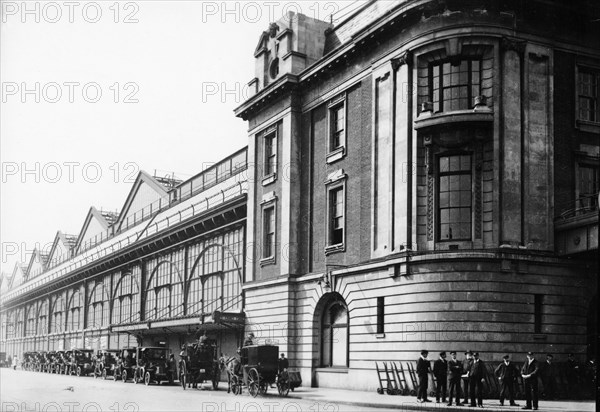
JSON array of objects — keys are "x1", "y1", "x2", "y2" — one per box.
[
  {"x1": 264, "y1": 130, "x2": 277, "y2": 177},
  {"x1": 15, "y1": 309, "x2": 23, "y2": 338},
  {"x1": 377, "y1": 297, "x2": 385, "y2": 334},
  {"x1": 37, "y1": 300, "x2": 49, "y2": 335},
  {"x1": 51, "y1": 296, "x2": 65, "y2": 333},
  {"x1": 578, "y1": 164, "x2": 599, "y2": 208},
  {"x1": 438, "y1": 154, "x2": 472, "y2": 241},
  {"x1": 145, "y1": 251, "x2": 184, "y2": 321},
  {"x1": 534, "y1": 294, "x2": 543, "y2": 334},
  {"x1": 330, "y1": 102, "x2": 346, "y2": 151},
  {"x1": 262, "y1": 206, "x2": 275, "y2": 259},
  {"x1": 67, "y1": 290, "x2": 82, "y2": 331},
  {"x1": 328, "y1": 186, "x2": 345, "y2": 246},
  {"x1": 88, "y1": 282, "x2": 109, "y2": 328},
  {"x1": 112, "y1": 269, "x2": 140, "y2": 325},
  {"x1": 321, "y1": 299, "x2": 348, "y2": 367},
  {"x1": 578, "y1": 67, "x2": 600, "y2": 122},
  {"x1": 25, "y1": 305, "x2": 36, "y2": 337},
  {"x1": 430, "y1": 59, "x2": 482, "y2": 112}
]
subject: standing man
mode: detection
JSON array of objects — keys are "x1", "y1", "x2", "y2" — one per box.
[
  {"x1": 416, "y1": 350, "x2": 432, "y2": 403},
  {"x1": 468, "y1": 352, "x2": 485, "y2": 407},
  {"x1": 521, "y1": 352, "x2": 540, "y2": 410},
  {"x1": 462, "y1": 350, "x2": 474, "y2": 405},
  {"x1": 566, "y1": 353, "x2": 580, "y2": 398},
  {"x1": 433, "y1": 351, "x2": 448, "y2": 403},
  {"x1": 447, "y1": 351, "x2": 463, "y2": 406},
  {"x1": 495, "y1": 355, "x2": 519, "y2": 406},
  {"x1": 540, "y1": 354, "x2": 557, "y2": 399},
  {"x1": 278, "y1": 353, "x2": 289, "y2": 373}
]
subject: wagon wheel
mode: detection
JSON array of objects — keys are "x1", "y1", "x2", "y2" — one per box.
[
  {"x1": 230, "y1": 375, "x2": 241, "y2": 396},
  {"x1": 113, "y1": 368, "x2": 119, "y2": 381},
  {"x1": 122, "y1": 370, "x2": 128, "y2": 383},
  {"x1": 180, "y1": 362, "x2": 187, "y2": 390},
  {"x1": 144, "y1": 371, "x2": 151, "y2": 386},
  {"x1": 259, "y1": 381, "x2": 268, "y2": 396},
  {"x1": 277, "y1": 372, "x2": 290, "y2": 397},
  {"x1": 248, "y1": 368, "x2": 260, "y2": 398},
  {"x1": 76, "y1": 367, "x2": 82, "y2": 377}
]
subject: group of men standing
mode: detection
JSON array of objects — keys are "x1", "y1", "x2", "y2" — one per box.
[{"x1": 416, "y1": 350, "x2": 542, "y2": 410}]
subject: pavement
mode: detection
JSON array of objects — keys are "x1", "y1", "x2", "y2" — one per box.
[
  {"x1": 0, "y1": 368, "x2": 595, "y2": 412},
  {"x1": 284, "y1": 387, "x2": 596, "y2": 412}
]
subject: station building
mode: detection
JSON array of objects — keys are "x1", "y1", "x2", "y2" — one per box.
[{"x1": 1, "y1": 0, "x2": 599, "y2": 392}]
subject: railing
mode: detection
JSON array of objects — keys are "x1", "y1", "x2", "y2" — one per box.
[
  {"x1": 23, "y1": 148, "x2": 248, "y2": 280},
  {"x1": 2, "y1": 180, "x2": 248, "y2": 303},
  {"x1": 556, "y1": 193, "x2": 599, "y2": 221}
]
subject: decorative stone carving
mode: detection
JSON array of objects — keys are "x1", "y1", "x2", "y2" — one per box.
[
  {"x1": 268, "y1": 23, "x2": 279, "y2": 38},
  {"x1": 501, "y1": 37, "x2": 526, "y2": 56},
  {"x1": 391, "y1": 50, "x2": 412, "y2": 70}
]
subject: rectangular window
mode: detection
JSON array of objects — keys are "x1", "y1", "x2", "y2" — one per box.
[
  {"x1": 262, "y1": 206, "x2": 275, "y2": 259},
  {"x1": 376, "y1": 296, "x2": 385, "y2": 334},
  {"x1": 430, "y1": 59, "x2": 482, "y2": 112},
  {"x1": 534, "y1": 294, "x2": 543, "y2": 334},
  {"x1": 578, "y1": 164, "x2": 599, "y2": 202},
  {"x1": 328, "y1": 186, "x2": 345, "y2": 246},
  {"x1": 264, "y1": 131, "x2": 277, "y2": 176},
  {"x1": 578, "y1": 67, "x2": 600, "y2": 122},
  {"x1": 330, "y1": 102, "x2": 346, "y2": 151},
  {"x1": 438, "y1": 154, "x2": 472, "y2": 241}
]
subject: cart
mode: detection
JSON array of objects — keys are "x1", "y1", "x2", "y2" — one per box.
[
  {"x1": 94, "y1": 349, "x2": 120, "y2": 379},
  {"x1": 231, "y1": 345, "x2": 288, "y2": 398},
  {"x1": 179, "y1": 342, "x2": 220, "y2": 390}
]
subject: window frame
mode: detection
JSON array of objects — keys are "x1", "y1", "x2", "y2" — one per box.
[
  {"x1": 576, "y1": 65, "x2": 600, "y2": 124},
  {"x1": 262, "y1": 126, "x2": 278, "y2": 183},
  {"x1": 429, "y1": 58, "x2": 483, "y2": 113},
  {"x1": 327, "y1": 94, "x2": 347, "y2": 162},
  {"x1": 325, "y1": 173, "x2": 347, "y2": 254},
  {"x1": 260, "y1": 200, "x2": 277, "y2": 265},
  {"x1": 320, "y1": 299, "x2": 349, "y2": 368},
  {"x1": 436, "y1": 152, "x2": 474, "y2": 242}
]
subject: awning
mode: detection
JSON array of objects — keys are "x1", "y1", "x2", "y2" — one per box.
[{"x1": 109, "y1": 311, "x2": 245, "y2": 335}]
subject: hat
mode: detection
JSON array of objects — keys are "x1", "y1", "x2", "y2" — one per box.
[
  {"x1": 503, "y1": 355, "x2": 510, "y2": 360},
  {"x1": 473, "y1": 352, "x2": 480, "y2": 357},
  {"x1": 440, "y1": 351, "x2": 446, "y2": 357},
  {"x1": 527, "y1": 352, "x2": 534, "y2": 356},
  {"x1": 450, "y1": 351, "x2": 456, "y2": 355},
  {"x1": 465, "y1": 350, "x2": 473, "y2": 355},
  {"x1": 546, "y1": 353, "x2": 553, "y2": 358},
  {"x1": 421, "y1": 350, "x2": 429, "y2": 356}
]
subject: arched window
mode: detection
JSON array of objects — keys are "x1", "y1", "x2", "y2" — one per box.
[
  {"x1": 15, "y1": 308, "x2": 24, "y2": 338},
  {"x1": 51, "y1": 295, "x2": 65, "y2": 333},
  {"x1": 321, "y1": 299, "x2": 348, "y2": 368},
  {"x1": 112, "y1": 269, "x2": 140, "y2": 324},
  {"x1": 67, "y1": 290, "x2": 82, "y2": 331},
  {"x1": 88, "y1": 281, "x2": 108, "y2": 328},
  {"x1": 25, "y1": 304, "x2": 36, "y2": 336},
  {"x1": 37, "y1": 300, "x2": 49, "y2": 335},
  {"x1": 187, "y1": 228, "x2": 243, "y2": 316},
  {"x1": 145, "y1": 251, "x2": 184, "y2": 320}
]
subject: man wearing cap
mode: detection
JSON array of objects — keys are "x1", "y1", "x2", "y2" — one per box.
[
  {"x1": 447, "y1": 351, "x2": 463, "y2": 406},
  {"x1": 416, "y1": 350, "x2": 432, "y2": 403},
  {"x1": 461, "y1": 351, "x2": 474, "y2": 405},
  {"x1": 495, "y1": 355, "x2": 519, "y2": 406},
  {"x1": 521, "y1": 352, "x2": 540, "y2": 410},
  {"x1": 433, "y1": 351, "x2": 448, "y2": 403},
  {"x1": 468, "y1": 352, "x2": 486, "y2": 407},
  {"x1": 540, "y1": 354, "x2": 557, "y2": 400}
]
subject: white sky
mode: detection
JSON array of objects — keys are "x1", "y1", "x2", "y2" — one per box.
[{"x1": 0, "y1": 1, "x2": 360, "y2": 274}]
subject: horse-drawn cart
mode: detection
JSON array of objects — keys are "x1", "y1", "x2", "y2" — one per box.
[
  {"x1": 179, "y1": 342, "x2": 220, "y2": 390},
  {"x1": 230, "y1": 345, "x2": 291, "y2": 397}
]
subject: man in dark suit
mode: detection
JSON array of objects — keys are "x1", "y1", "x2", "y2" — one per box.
[
  {"x1": 433, "y1": 351, "x2": 448, "y2": 403},
  {"x1": 462, "y1": 350, "x2": 474, "y2": 405},
  {"x1": 521, "y1": 352, "x2": 540, "y2": 410},
  {"x1": 495, "y1": 355, "x2": 519, "y2": 406},
  {"x1": 447, "y1": 351, "x2": 463, "y2": 406},
  {"x1": 468, "y1": 352, "x2": 486, "y2": 407},
  {"x1": 540, "y1": 354, "x2": 557, "y2": 400},
  {"x1": 416, "y1": 350, "x2": 432, "y2": 403}
]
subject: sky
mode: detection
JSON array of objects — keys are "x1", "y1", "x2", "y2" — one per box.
[{"x1": 0, "y1": 0, "x2": 363, "y2": 275}]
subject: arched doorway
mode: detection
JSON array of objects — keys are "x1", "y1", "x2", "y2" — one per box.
[{"x1": 314, "y1": 293, "x2": 349, "y2": 369}]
